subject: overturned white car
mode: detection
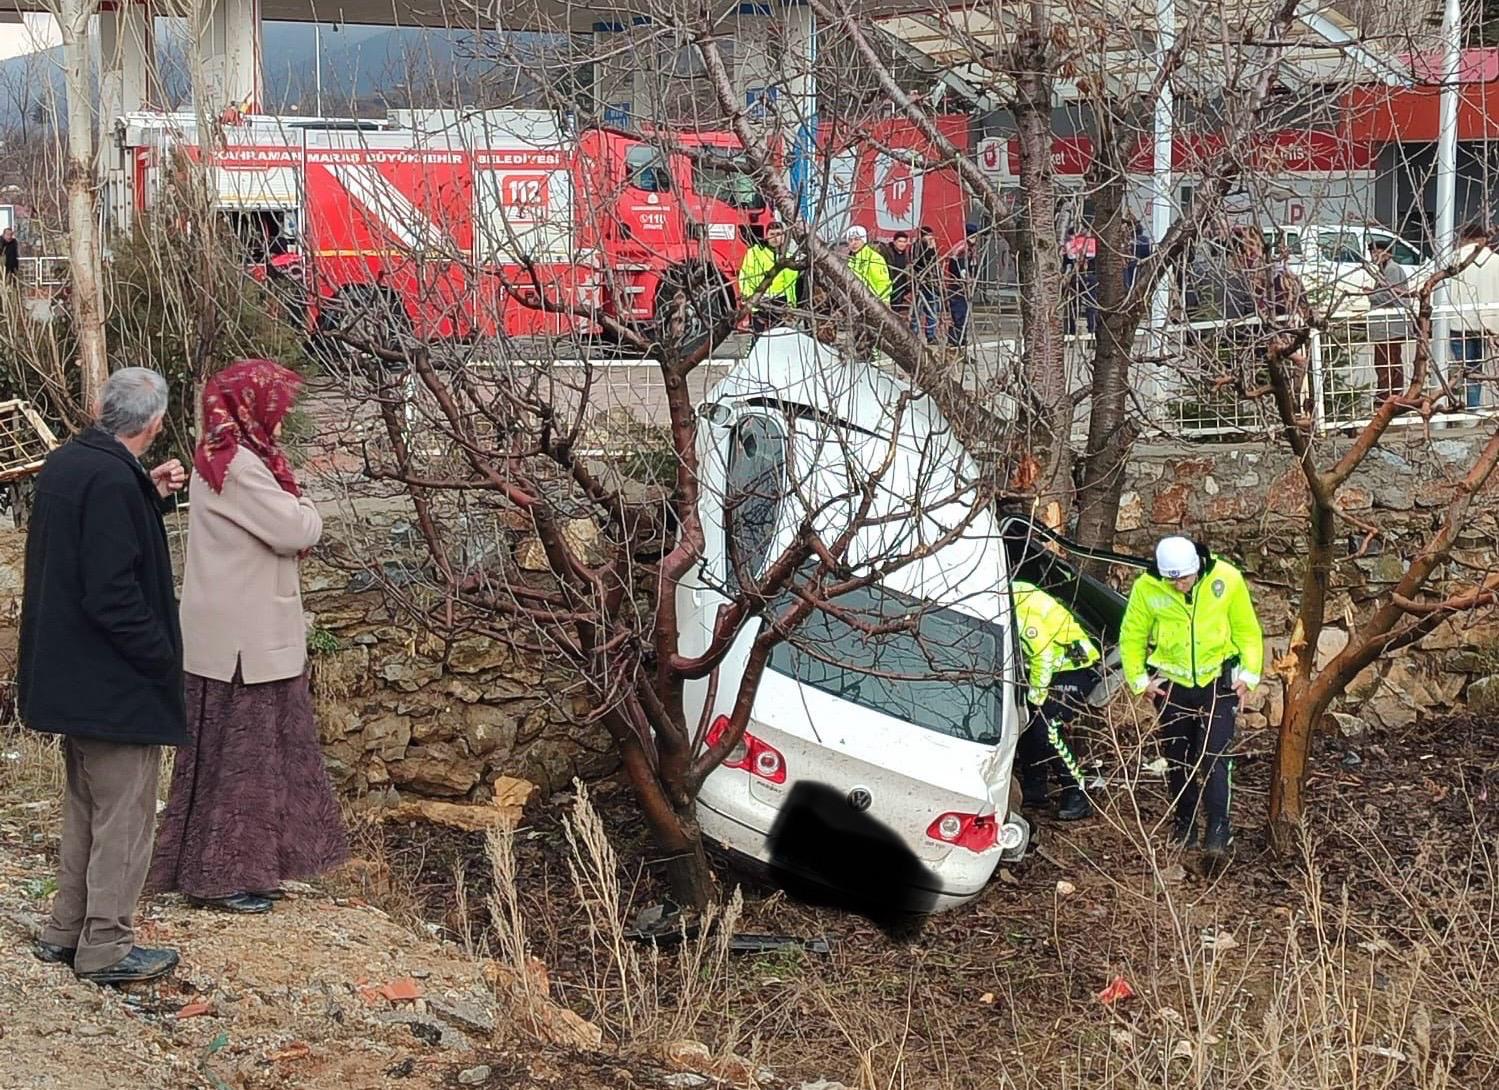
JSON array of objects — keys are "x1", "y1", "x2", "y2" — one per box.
[{"x1": 677, "y1": 330, "x2": 1030, "y2": 914}]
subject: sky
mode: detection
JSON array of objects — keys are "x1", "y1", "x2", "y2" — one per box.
[{"x1": 0, "y1": 15, "x2": 58, "y2": 63}]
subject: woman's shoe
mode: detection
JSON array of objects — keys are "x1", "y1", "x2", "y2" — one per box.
[
  {"x1": 188, "y1": 893, "x2": 274, "y2": 914},
  {"x1": 249, "y1": 888, "x2": 286, "y2": 901}
]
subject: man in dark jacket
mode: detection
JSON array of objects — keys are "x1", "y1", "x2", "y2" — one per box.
[
  {"x1": 19, "y1": 367, "x2": 188, "y2": 984},
  {"x1": 910, "y1": 226, "x2": 940, "y2": 343},
  {"x1": 2, "y1": 227, "x2": 19, "y2": 280}
]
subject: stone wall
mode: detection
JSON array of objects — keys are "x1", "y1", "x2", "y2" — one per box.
[
  {"x1": 301, "y1": 553, "x2": 619, "y2": 805},
  {"x1": 1110, "y1": 431, "x2": 1499, "y2": 732}
]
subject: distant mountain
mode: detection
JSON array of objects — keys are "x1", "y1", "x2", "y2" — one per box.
[{"x1": 0, "y1": 21, "x2": 510, "y2": 127}]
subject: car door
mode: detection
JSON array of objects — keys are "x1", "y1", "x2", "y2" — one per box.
[{"x1": 997, "y1": 513, "x2": 1147, "y2": 706}]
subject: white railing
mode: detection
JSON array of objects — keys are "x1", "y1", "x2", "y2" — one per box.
[
  {"x1": 12, "y1": 256, "x2": 68, "y2": 289},
  {"x1": 1041, "y1": 303, "x2": 1499, "y2": 440}
]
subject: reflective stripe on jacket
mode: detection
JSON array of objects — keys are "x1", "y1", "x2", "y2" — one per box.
[
  {"x1": 848, "y1": 245, "x2": 892, "y2": 302},
  {"x1": 1118, "y1": 557, "x2": 1264, "y2": 694},
  {"x1": 737, "y1": 243, "x2": 798, "y2": 303},
  {"x1": 1012, "y1": 580, "x2": 1100, "y2": 706}
]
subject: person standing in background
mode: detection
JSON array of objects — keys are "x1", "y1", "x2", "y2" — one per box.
[
  {"x1": 1367, "y1": 238, "x2": 1410, "y2": 404},
  {"x1": 910, "y1": 225, "x2": 940, "y2": 343},
  {"x1": 944, "y1": 223, "x2": 980, "y2": 349},
  {"x1": 846, "y1": 226, "x2": 891, "y2": 303},
  {"x1": 20, "y1": 368, "x2": 188, "y2": 985},
  {"x1": 887, "y1": 231, "x2": 913, "y2": 324},
  {"x1": 149, "y1": 359, "x2": 348, "y2": 915},
  {"x1": 2, "y1": 226, "x2": 20, "y2": 281},
  {"x1": 737, "y1": 221, "x2": 799, "y2": 333}
]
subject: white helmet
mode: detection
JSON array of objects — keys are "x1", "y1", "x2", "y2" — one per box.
[{"x1": 1156, "y1": 536, "x2": 1201, "y2": 579}]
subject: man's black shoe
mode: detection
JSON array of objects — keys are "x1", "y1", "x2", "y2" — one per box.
[
  {"x1": 188, "y1": 893, "x2": 273, "y2": 914},
  {"x1": 33, "y1": 941, "x2": 75, "y2": 966},
  {"x1": 1056, "y1": 787, "x2": 1094, "y2": 821},
  {"x1": 1203, "y1": 822, "x2": 1234, "y2": 861},
  {"x1": 75, "y1": 946, "x2": 179, "y2": 985},
  {"x1": 1170, "y1": 814, "x2": 1199, "y2": 849}
]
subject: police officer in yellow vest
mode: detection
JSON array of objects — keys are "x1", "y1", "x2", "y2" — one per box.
[
  {"x1": 738, "y1": 221, "x2": 799, "y2": 333},
  {"x1": 1013, "y1": 580, "x2": 1101, "y2": 821},
  {"x1": 1120, "y1": 536, "x2": 1264, "y2": 859}
]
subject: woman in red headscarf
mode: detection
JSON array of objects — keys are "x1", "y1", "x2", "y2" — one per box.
[{"x1": 148, "y1": 360, "x2": 347, "y2": 914}]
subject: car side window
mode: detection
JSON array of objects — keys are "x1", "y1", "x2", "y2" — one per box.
[
  {"x1": 1390, "y1": 238, "x2": 1421, "y2": 266},
  {"x1": 626, "y1": 145, "x2": 672, "y2": 193},
  {"x1": 724, "y1": 415, "x2": 787, "y2": 591},
  {"x1": 1319, "y1": 231, "x2": 1363, "y2": 264}
]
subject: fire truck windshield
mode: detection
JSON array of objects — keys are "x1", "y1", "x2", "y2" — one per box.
[{"x1": 693, "y1": 148, "x2": 764, "y2": 210}]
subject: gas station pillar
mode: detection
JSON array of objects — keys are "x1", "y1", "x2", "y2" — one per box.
[
  {"x1": 96, "y1": 1, "x2": 158, "y2": 233},
  {"x1": 193, "y1": 0, "x2": 264, "y2": 114}
]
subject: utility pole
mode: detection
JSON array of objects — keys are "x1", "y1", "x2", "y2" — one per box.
[
  {"x1": 315, "y1": 23, "x2": 323, "y2": 116},
  {"x1": 1432, "y1": 0, "x2": 1461, "y2": 381}
]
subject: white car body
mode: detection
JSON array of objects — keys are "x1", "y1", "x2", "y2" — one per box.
[
  {"x1": 679, "y1": 329, "x2": 1029, "y2": 913},
  {"x1": 1269, "y1": 224, "x2": 1424, "y2": 316}
]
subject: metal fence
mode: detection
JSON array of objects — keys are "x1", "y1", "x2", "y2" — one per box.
[{"x1": 1025, "y1": 302, "x2": 1499, "y2": 441}]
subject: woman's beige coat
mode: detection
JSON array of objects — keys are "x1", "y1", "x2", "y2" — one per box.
[{"x1": 179, "y1": 448, "x2": 322, "y2": 684}]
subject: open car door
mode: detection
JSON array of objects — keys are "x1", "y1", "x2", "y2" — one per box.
[{"x1": 997, "y1": 512, "x2": 1151, "y2": 706}]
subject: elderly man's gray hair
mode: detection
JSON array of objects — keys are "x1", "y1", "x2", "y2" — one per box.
[{"x1": 98, "y1": 367, "x2": 169, "y2": 437}]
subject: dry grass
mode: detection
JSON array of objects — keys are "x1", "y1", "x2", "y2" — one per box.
[
  {"x1": 0, "y1": 723, "x2": 63, "y2": 807},
  {"x1": 497, "y1": 780, "x2": 746, "y2": 1048},
  {"x1": 436, "y1": 713, "x2": 1498, "y2": 1090}
]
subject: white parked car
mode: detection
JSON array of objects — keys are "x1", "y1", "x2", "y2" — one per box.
[
  {"x1": 678, "y1": 329, "x2": 1031, "y2": 915},
  {"x1": 1266, "y1": 224, "x2": 1426, "y2": 316}
]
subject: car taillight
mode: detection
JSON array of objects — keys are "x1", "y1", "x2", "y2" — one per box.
[
  {"x1": 705, "y1": 715, "x2": 786, "y2": 784},
  {"x1": 926, "y1": 812, "x2": 999, "y2": 853}
]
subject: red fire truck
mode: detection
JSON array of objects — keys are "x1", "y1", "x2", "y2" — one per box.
[{"x1": 116, "y1": 109, "x2": 776, "y2": 346}]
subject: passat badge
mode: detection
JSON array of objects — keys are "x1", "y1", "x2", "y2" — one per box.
[{"x1": 846, "y1": 786, "x2": 873, "y2": 812}]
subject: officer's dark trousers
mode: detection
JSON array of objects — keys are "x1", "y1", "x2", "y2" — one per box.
[
  {"x1": 1160, "y1": 673, "x2": 1238, "y2": 827},
  {"x1": 1018, "y1": 666, "x2": 1099, "y2": 792}
]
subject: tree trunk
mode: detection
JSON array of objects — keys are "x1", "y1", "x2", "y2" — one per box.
[
  {"x1": 59, "y1": 0, "x2": 107, "y2": 407},
  {"x1": 650, "y1": 805, "x2": 716, "y2": 910},
  {"x1": 1011, "y1": 22, "x2": 1071, "y2": 517},
  {"x1": 1267, "y1": 691, "x2": 1320, "y2": 854},
  {"x1": 1267, "y1": 495, "x2": 1336, "y2": 853},
  {"x1": 1073, "y1": 177, "x2": 1135, "y2": 557}
]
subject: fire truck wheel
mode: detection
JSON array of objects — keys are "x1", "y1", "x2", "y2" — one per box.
[{"x1": 650, "y1": 262, "x2": 733, "y2": 359}]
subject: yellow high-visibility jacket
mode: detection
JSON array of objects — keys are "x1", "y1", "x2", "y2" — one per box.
[
  {"x1": 1013, "y1": 580, "x2": 1101, "y2": 706},
  {"x1": 1119, "y1": 554, "x2": 1264, "y2": 693},
  {"x1": 848, "y1": 245, "x2": 892, "y2": 303},
  {"x1": 737, "y1": 243, "x2": 798, "y2": 304}
]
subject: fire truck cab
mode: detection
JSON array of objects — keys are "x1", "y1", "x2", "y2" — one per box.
[{"x1": 113, "y1": 109, "x2": 774, "y2": 348}]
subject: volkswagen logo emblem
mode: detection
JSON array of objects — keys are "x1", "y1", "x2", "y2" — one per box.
[{"x1": 846, "y1": 786, "x2": 873, "y2": 812}]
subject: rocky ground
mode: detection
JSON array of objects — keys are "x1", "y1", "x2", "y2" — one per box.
[
  {"x1": 0, "y1": 749, "x2": 846, "y2": 1090},
  {"x1": 0, "y1": 800, "x2": 514, "y2": 1090}
]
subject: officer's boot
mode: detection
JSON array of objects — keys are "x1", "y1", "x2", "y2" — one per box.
[
  {"x1": 1202, "y1": 820, "x2": 1234, "y2": 861},
  {"x1": 1170, "y1": 781, "x2": 1200, "y2": 848},
  {"x1": 1056, "y1": 786, "x2": 1093, "y2": 821}
]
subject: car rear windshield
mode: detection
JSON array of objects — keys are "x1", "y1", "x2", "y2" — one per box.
[{"x1": 768, "y1": 584, "x2": 1004, "y2": 746}]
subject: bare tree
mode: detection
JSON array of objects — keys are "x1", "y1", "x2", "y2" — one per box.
[
  {"x1": 1261, "y1": 265, "x2": 1499, "y2": 846},
  {"x1": 53, "y1": 0, "x2": 107, "y2": 402}
]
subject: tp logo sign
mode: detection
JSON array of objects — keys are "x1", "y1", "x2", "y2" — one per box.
[{"x1": 874, "y1": 153, "x2": 923, "y2": 232}]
